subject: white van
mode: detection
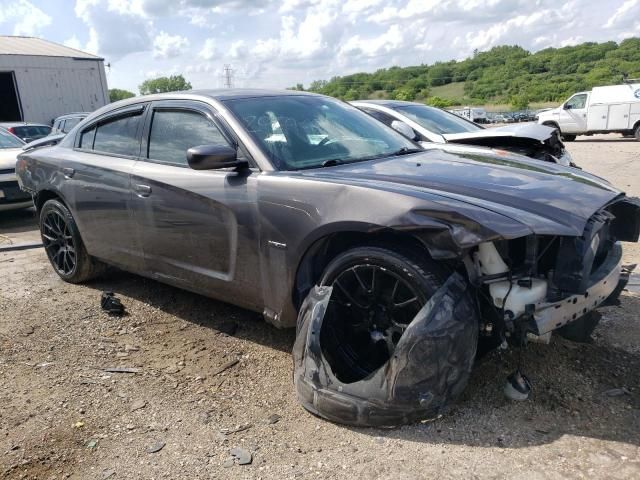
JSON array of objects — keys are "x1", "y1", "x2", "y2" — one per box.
[{"x1": 537, "y1": 83, "x2": 640, "y2": 141}]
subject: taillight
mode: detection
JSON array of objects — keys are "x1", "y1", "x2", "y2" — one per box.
[{"x1": 8, "y1": 127, "x2": 15, "y2": 134}]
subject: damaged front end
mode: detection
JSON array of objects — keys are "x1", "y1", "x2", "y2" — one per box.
[
  {"x1": 472, "y1": 197, "x2": 640, "y2": 343},
  {"x1": 293, "y1": 273, "x2": 477, "y2": 427},
  {"x1": 293, "y1": 196, "x2": 640, "y2": 427},
  {"x1": 443, "y1": 123, "x2": 573, "y2": 166}
]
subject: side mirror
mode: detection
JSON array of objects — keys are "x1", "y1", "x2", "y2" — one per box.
[
  {"x1": 186, "y1": 144, "x2": 248, "y2": 170},
  {"x1": 563, "y1": 103, "x2": 572, "y2": 110},
  {"x1": 391, "y1": 120, "x2": 417, "y2": 140}
]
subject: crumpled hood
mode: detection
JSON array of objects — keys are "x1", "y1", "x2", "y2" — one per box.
[
  {"x1": 0, "y1": 148, "x2": 21, "y2": 170},
  {"x1": 296, "y1": 147, "x2": 622, "y2": 237},
  {"x1": 442, "y1": 123, "x2": 556, "y2": 143}
]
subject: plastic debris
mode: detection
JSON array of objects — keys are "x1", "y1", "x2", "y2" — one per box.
[{"x1": 101, "y1": 291, "x2": 125, "y2": 316}]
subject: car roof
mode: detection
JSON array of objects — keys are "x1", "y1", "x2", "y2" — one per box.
[
  {"x1": 351, "y1": 99, "x2": 426, "y2": 108},
  {"x1": 54, "y1": 113, "x2": 89, "y2": 120},
  {"x1": 86, "y1": 89, "x2": 324, "y2": 120},
  {"x1": 109, "y1": 89, "x2": 320, "y2": 107},
  {"x1": 0, "y1": 122, "x2": 51, "y2": 127}
]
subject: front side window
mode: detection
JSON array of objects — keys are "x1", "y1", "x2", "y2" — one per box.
[
  {"x1": 147, "y1": 110, "x2": 231, "y2": 166},
  {"x1": 565, "y1": 94, "x2": 587, "y2": 110},
  {"x1": 394, "y1": 105, "x2": 481, "y2": 134},
  {"x1": 224, "y1": 96, "x2": 417, "y2": 170},
  {"x1": 91, "y1": 113, "x2": 142, "y2": 156}
]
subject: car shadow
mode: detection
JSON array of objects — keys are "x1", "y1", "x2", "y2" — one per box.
[
  {"x1": 348, "y1": 308, "x2": 640, "y2": 448},
  {"x1": 78, "y1": 267, "x2": 638, "y2": 448},
  {"x1": 573, "y1": 138, "x2": 638, "y2": 143},
  {"x1": 0, "y1": 207, "x2": 37, "y2": 234},
  {"x1": 82, "y1": 268, "x2": 296, "y2": 354}
]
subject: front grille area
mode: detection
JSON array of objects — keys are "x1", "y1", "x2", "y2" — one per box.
[
  {"x1": 494, "y1": 198, "x2": 640, "y2": 299},
  {"x1": 553, "y1": 209, "x2": 615, "y2": 294},
  {"x1": 0, "y1": 181, "x2": 31, "y2": 203}
]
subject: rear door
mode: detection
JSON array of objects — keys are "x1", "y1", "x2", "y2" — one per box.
[
  {"x1": 130, "y1": 100, "x2": 262, "y2": 309},
  {"x1": 67, "y1": 104, "x2": 147, "y2": 269}
]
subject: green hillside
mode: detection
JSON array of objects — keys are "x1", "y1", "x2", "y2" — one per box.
[{"x1": 303, "y1": 38, "x2": 640, "y2": 109}]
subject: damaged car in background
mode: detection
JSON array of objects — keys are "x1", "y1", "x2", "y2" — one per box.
[
  {"x1": 352, "y1": 99, "x2": 576, "y2": 167},
  {"x1": 15, "y1": 89, "x2": 640, "y2": 427}
]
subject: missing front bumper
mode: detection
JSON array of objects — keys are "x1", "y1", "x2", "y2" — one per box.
[{"x1": 534, "y1": 242, "x2": 623, "y2": 335}]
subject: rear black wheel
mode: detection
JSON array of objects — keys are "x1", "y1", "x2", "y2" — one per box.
[
  {"x1": 40, "y1": 199, "x2": 104, "y2": 283},
  {"x1": 634, "y1": 124, "x2": 640, "y2": 141},
  {"x1": 318, "y1": 246, "x2": 448, "y2": 383}
]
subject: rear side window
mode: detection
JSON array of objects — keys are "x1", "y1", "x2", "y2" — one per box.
[
  {"x1": 90, "y1": 113, "x2": 142, "y2": 156},
  {"x1": 63, "y1": 117, "x2": 81, "y2": 133},
  {"x1": 147, "y1": 110, "x2": 230, "y2": 166}
]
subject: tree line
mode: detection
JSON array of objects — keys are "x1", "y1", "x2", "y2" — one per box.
[{"x1": 302, "y1": 38, "x2": 640, "y2": 109}]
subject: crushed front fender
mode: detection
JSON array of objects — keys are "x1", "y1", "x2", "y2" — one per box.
[{"x1": 292, "y1": 272, "x2": 478, "y2": 427}]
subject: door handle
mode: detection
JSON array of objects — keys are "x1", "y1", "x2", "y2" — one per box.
[
  {"x1": 134, "y1": 184, "x2": 152, "y2": 197},
  {"x1": 62, "y1": 167, "x2": 75, "y2": 178}
]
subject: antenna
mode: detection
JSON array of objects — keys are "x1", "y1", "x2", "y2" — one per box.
[{"x1": 223, "y1": 64, "x2": 234, "y2": 89}]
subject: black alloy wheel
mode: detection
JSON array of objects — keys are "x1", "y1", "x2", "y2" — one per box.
[
  {"x1": 319, "y1": 246, "x2": 447, "y2": 383},
  {"x1": 42, "y1": 208, "x2": 77, "y2": 276},
  {"x1": 39, "y1": 199, "x2": 105, "y2": 283}
]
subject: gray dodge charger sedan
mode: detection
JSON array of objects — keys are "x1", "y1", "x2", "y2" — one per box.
[{"x1": 16, "y1": 89, "x2": 640, "y2": 426}]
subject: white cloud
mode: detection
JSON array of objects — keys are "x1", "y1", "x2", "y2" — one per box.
[
  {"x1": 153, "y1": 31, "x2": 189, "y2": 58},
  {"x1": 199, "y1": 38, "x2": 217, "y2": 60},
  {"x1": 0, "y1": 0, "x2": 52, "y2": 36},
  {"x1": 75, "y1": 0, "x2": 152, "y2": 59},
  {"x1": 605, "y1": 0, "x2": 640, "y2": 29}
]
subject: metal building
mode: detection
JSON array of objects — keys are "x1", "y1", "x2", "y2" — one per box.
[{"x1": 0, "y1": 36, "x2": 109, "y2": 124}]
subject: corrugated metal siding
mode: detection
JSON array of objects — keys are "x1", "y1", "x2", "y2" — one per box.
[
  {"x1": 0, "y1": 55, "x2": 109, "y2": 123},
  {"x1": 0, "y1": 36, "x2": 102, "y2": 59}
]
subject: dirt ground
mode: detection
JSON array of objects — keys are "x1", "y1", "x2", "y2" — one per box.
[{"x1": 1, "y1": 134, "x2": 639, "y2": 479}]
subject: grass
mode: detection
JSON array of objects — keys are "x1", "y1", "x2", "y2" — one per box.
[{"x1": 429, "y1": 82, "x2": 466, "y2": 99}]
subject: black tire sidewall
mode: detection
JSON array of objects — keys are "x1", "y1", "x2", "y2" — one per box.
[{"x1": 39, "y1": 199, "x2": 86, "y2": 281}]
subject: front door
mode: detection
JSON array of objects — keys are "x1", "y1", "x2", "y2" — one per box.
[
  {"x1": 559, "y1": 93, "x2": 588, "y2": 133},
  {"x1": 130, "y1": 100, "x2": 261, "y2": 309}
]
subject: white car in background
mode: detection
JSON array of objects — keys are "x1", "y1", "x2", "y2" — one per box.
[
  {"x1": 352, "y1": 99, "x2": 575, "y2": 167},
  {"x1": 0, "y1": 129, "x2": 32, "y2": 211}
]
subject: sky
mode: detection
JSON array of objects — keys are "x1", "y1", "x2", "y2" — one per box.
[{"x1": 1, "y1": 0, "x2": 639, "y2": 94}]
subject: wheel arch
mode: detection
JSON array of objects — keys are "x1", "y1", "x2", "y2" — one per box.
[
  {"x1": 541, "y1": 121, "x2": 560, "y2": 130},
  {"x1": 34, "y1": 189, "x2": 67, "y2": 213},
  {"x1": 291, "y1": 228, "x2": 449, "y2": 311}
]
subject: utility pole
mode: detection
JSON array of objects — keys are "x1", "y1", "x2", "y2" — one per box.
[{"x1": 223, "y1": 64, "x2": 234, "y2": 89}]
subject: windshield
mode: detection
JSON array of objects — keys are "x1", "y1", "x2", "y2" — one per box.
[
  {"x1": 12, "y1": 125, "x2": 51, "y2": 140},
  {"x1": 224, "y1": 95, "x2": 418, "y2": 170},
  {"x1": 0, "y1": 129, "x2": 25, "y2": 149},
  {"x1": 394, "y1": 105, "x2": 481, "y2": 135}
]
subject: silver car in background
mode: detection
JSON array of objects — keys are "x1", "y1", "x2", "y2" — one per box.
[{"x1": 352, "y1": 99, "x2": 575, "y2": 166}]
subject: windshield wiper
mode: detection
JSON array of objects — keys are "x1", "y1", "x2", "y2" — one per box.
[
  {"x1": 391, "y1": 147, "x2": 422, "y2": 156},
  {"x1": 321, "y1": 159, "x2": 343, "y2": 167}
]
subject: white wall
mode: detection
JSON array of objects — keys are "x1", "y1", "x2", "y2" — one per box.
[{"x1": 0, "y1": 54, "x2": 109, "y2": 124}]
